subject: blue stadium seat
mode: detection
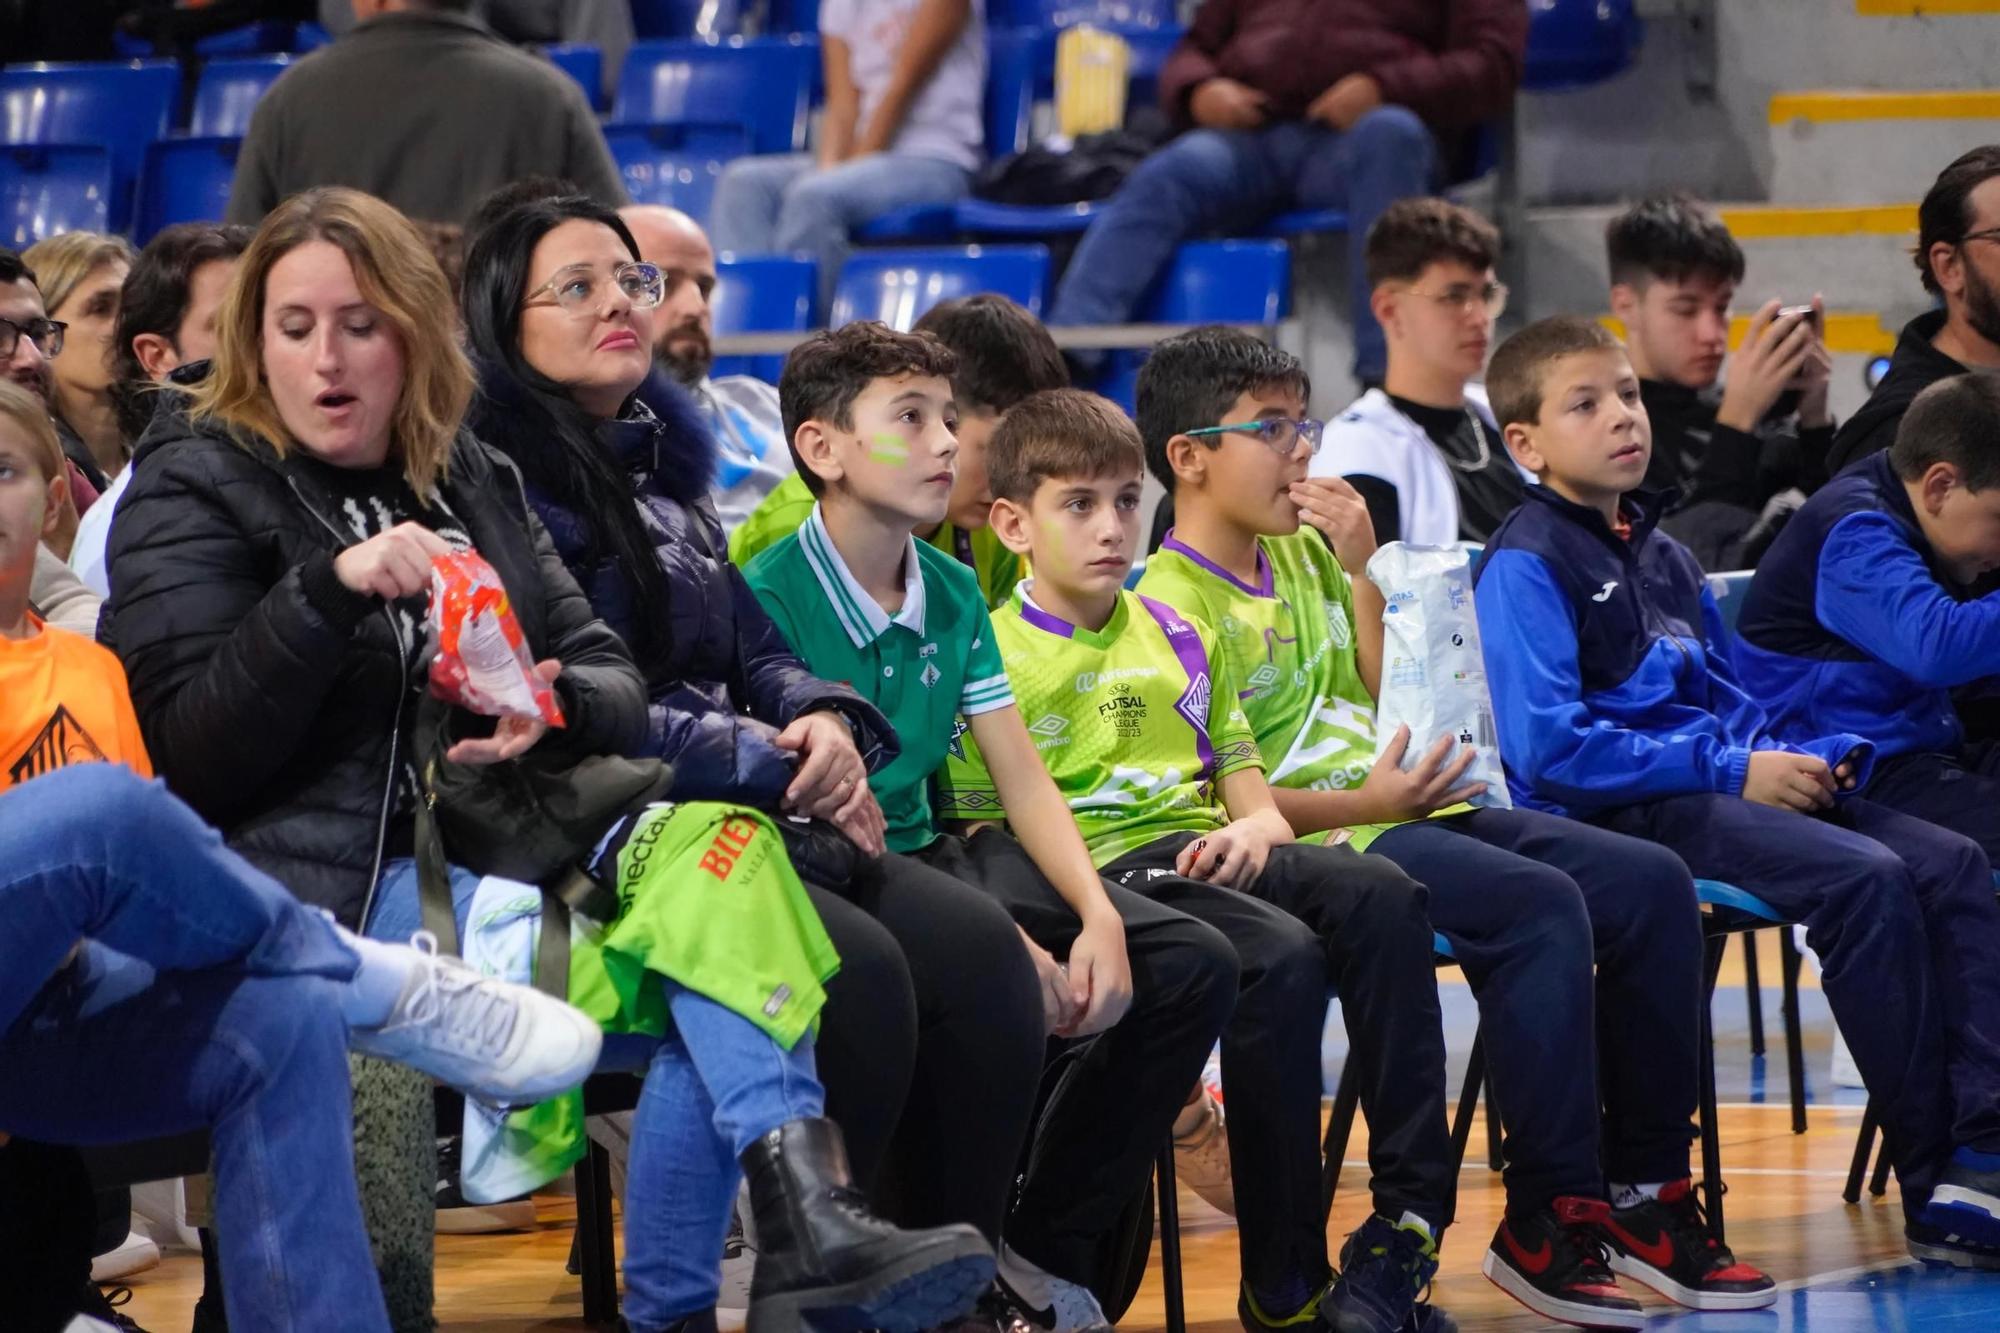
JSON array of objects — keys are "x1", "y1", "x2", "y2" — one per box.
[
  {"x1": 604, "y1": 126, "x2": 740, "y2": 227},
  {"x1": 1707, "y1": 569, "x2": 1753, "y2": 634},
  {"x1": 954, "y1": 25, "x2": 1184, "y2": 238},
  {"x1": 0, "y1": 145, "x2": 111, "y2": 247},
  {"x1": 192, "y1": 55, "x2": 294, "y2": 138},
  {"x1": 1696, "y1": 879, "x2": 1787, "y2": 925},
  {"x1": 830, "y1": 244, "x2": 1050, "y2": 330},
  {"x1": 541, "y1": 44, "x2": 604, "y2": 109},
  {"x1": 293, "y1": 23, "x2": 333, "y2": 52},
  {"x1": 712, "y1": 253, "x2": 817, "y2": 382},
  {"x1": 113, "y1": 18, "x2": 300, "y2": 59},
  {"x1": 1524, "y1": 0, "x2": 1642, "y2": 92},
  {"x1": 615, "y1": 37, "x2": 818, "y2": 156},
  {"x1": 631, "y1": 0, "x2": 746, "y2": 39},
  {"x1": 0, "y1": 61, "x2": 178, "y2": 231},
  {"x1": 135, "y1": 137, "x2": 240, "y2": 243},
  {"x1": 766, "y1": 0, "x2": 821, "y2": 34},
  {"x1": 1094, "y1": 240, "x2": 1291, "y2": 411}
]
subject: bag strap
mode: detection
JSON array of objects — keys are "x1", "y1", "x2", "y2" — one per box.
[
  {"x1": 1135, "y1": 594, "x2": 1216, "y2": 782},
  {"x1": 414, "y1": 766, "x2": 462, "y2": 958},
  {"x1": 534, "y1": 892, "x2": 571, "y2": 1000}
]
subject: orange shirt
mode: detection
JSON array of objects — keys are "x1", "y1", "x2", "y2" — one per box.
[{"x1": 1, "y1": 614, "x2": 152, "y2": 790}]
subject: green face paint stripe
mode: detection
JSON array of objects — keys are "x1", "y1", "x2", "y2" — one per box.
[{"x1": 868, "y1": 432, "x2": 911, "y2": 464}]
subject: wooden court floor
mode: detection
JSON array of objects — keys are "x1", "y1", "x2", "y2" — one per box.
[{"x1": 113, "y1": 937, "x2": 1963, "y2": 1330}]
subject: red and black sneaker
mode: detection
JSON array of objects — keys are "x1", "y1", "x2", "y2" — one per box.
[
  {"x1": 1591, "y1": 1180, "x2": 1776, "y2": 1311},
  {"x1": 1480, "y1": 1197, "x2": 1644, "y2": 1329}
]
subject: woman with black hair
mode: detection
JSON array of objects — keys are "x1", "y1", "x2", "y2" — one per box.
[{"x1": 460, "y1": 195, "x2": 1050, "y2": 1331}]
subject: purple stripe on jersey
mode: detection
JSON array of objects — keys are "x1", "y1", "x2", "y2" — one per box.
[
  {"x1": 1158, "y1": 530, "x2": 1275, "y2": 599},
  {"x1": 1136, "y1": 594, "x2": 1215, "y2": 781},
  {"x1": 1015, "y1": 598, "x2": 1079, "y2": 638}
]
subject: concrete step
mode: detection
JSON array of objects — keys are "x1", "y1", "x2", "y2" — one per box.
[
  {"x1": 1520, "y1": 201, "x2": 1927, "y2": 327},
  {"x1": 1768, "y1": 90, "x2": 2000, "y2": 203}
]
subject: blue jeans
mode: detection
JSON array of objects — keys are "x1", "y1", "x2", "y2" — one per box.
[
  {"x1": 709, "y1": 151, "x2": 973, "y2": 308},
  {"x1": 369, "y1": 860, "x2": 824, "y2": 1328},
  {"x1": 0, "y1": 766, "x2": 388, "y2": 1331},
  {"x1": 1048, "y1": 110, "x2": 1438, "y2": 381}
]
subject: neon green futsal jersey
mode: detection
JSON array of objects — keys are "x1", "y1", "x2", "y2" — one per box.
[
  {"x1": 937, "y1": 585, "x2": 1265, "y2": 868},
  {"x1": 1137, "y1": 529, "x2": 1408, "y2": 848}
]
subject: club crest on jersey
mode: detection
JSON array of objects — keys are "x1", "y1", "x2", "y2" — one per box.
[{"x1": 1325, "y1": 601, "x2": 1352, "y2": 649}]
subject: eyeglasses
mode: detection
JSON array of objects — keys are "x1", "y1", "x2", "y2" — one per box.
[
  {"x1": 522, "y1": 261, "x2": 667, "y2": 313},
  {"x1": 1961, "y1": 228, "x2": 2000, "y2": 249},
  {"x1": 1184, "y1": 416, "x2": 1325, "y2": 457},
  {"x1": 1406, "y1": 281, "x2": 1509, "y2": 319},
  {"x1": 0, "y1": 316, "x2": 66, "y2": 360}
]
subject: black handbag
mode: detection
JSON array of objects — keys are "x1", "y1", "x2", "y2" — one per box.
[{"x1": 409, "y1": 693, "x2": 674, "y2": 994}]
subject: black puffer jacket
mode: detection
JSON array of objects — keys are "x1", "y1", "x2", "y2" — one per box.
[
  {"x1": 101, "y1": 393, "x2": 651, "y2": 929},
  {"x1": 473, "y1": 371, "x2": 895, "y2": 808}
]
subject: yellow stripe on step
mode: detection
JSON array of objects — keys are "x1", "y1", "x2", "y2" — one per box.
[
  {"x1": 1857, "y1": 0, "x2": 2000, "y2": 15},
  {"x1": 1715, "y1": 204, "x2": 1917, "y2": 239},
  {"x1": 1600, "y1": 312, "x2": 1898, "y2": 356},
  {"x1": 1770, "y1": 90, "x2": 2000, "y2": 123}
]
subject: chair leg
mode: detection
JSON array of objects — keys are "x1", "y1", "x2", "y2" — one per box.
[
  {"x1": 1870, "y1": 1132, "x2": 1895, "y2": 1198},
  {"x1": 1156, "y1": 1145, "x2": 1187, "y2": 1333},
  {"x1": 1483, "y1": 1066, "x2": 1504, "y2": 1174},
  {"x1": 1779, "y1": 926, "x2": 1808, "y2": 1135},
  {"x1": 1447, "y1": 1030, "x2": 1487, "y2": 1225},
  {"x1": 1698, "y1": 932, "x2": 1728, "y2": 1246},
  {"x1": 1845, "y1": 1101, "x2": 1879, "y2": 1205},
  {"x1": 1321, "y1": 1059, "x2": 1360, "y2": 1223},
  {"x1": 1742, "y1": 930, "x2": 1766, "y2": 1058},
  {"x1": 575, "y1": 1138, "x2": 620, "y2": 1325}
]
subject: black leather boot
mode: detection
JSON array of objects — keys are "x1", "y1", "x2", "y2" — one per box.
[{"x1": 742, "y1": 1118, "x2": 992, "y2": 1332}]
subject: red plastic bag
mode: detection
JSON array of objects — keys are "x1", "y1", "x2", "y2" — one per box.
[{"x1": 428, "y1": 550, "x2": 566, "y2": 727}]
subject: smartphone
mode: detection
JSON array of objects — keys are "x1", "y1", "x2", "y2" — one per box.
[{"x1": 1776, "y1": 303, "x2": 1822, "y2": 333}]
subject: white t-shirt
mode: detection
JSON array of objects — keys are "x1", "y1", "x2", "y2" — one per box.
[{"x1": 819, "y1": 0, "x2": 986, "y2": 171}]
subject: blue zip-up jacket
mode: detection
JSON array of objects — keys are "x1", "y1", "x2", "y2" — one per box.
[
  {"x1": 1735, "y1": 450, "x2": 1997, "y2": 763},
  {"x1": 1473, "y1": 483, "x2": 1874, "y2": 817}
]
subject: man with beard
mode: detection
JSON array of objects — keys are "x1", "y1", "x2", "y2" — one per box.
[
  {"x1": 619, "y1": 205, "x2": 794, "y2": 534},
  {"x1": 1830, "y1": 146, "x2": 2000, "y2": 473}
]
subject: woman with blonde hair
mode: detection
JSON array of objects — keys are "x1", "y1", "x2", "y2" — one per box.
[
  {"x1": 100, "y1": 186, "x2": 652, "y2": 1328},
  {"x1": 21, "y1": 230, "x2": 135, "y2": 489}
]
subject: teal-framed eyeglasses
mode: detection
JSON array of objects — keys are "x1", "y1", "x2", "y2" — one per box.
[{"x1": 1184, "y1": 416, "x2": 1325, "y2": 457}]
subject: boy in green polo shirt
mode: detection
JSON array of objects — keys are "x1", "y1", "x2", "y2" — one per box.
[
  {"x1": 744, "y1": 323, "x2": 1234, "y2": 1333},
  {"x1": 935, "y1": 386, "x2": 1461, "y2": 1333},
  {"x1": 1131, "y1": 327, "x2": 1773, "y2": 1326},
  {"x1": 730, "y1": 294, "x2": 1066, "y2": 609}
]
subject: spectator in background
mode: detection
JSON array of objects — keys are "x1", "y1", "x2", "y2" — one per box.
[
  {"x1": 20, "y1": 232, "x2": 135, "y2": 495},
  {"x1": 1607, "y1": 194, "x2": 1832, "y2": 570},
  {"x1": 710, "y1": 0, "x2": 986, "y2": 305},
  {"x1": 70, "y1": 223, "x2": 254, "y2": 600},
  {"x1": 1830, "y1": 145, "x2": 2000, "y2": 473},
  {"x1": 1314, "y1": 198, "x2": 1522, "y2": 546},
  {"x1": 620, "y1": 204, "x2": 795, "y2": 533},
  {"x1": 1048, "y1": 0, "x2": 1525, "y2": 389},
  {"x1": 1, "y1": 248, "x2": 91, "y2": 564},
  {"x1": 317, "y1": 0, "x2": 634, "y2": 102},
  {"x1": 226, "y1": 0, "x2": 625, "y2": 227}
]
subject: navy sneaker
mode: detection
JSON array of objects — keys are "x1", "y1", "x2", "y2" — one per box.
[
  {"x1": 1480, "y1": 1198, "x2": 1644, "y2": 1330},
  {"x1": 1590, "y1": 1180, "x2": 1776, "y2": 1310},
  {"x1": 1926, "y1": 1148, "x2": 2000, "y2": 1244},
  {"x1": 1908, "y1": 1214, "x2": 2000, "y2": 1270},
  {"x1": 1319, "y1": 1213, "x2": 1457, "y2": 1333}
]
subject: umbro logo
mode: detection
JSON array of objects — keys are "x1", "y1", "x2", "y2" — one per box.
[
  {"x1": 1247, "y1": 664, "x2": 1280, "y2": 689},
  {"x1": 1028, "y1": 714, "x2": 1070, "y2": 737}
]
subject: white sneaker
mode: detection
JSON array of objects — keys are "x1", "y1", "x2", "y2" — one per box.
[
  {"x1": 1172, "y1": 1087, "x2": 1235, "y2": 1216},
  {"x1": 89, "y1": 1228, "x2": 160, "y2": 1282},
  {"x1": 348, "y1": 932, "x2": 602, "y2": 1107},
  {"x1": 997, "y1": 1242, "x2": 1113, "y2": 1332},
  {"x1": 717, "y1": 1198, "x2": 754, "y2": 1330}
]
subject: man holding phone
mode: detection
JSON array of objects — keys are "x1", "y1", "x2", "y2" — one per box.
[{"x1": 1606, "y1": 194, "x2": 1836, "y2": 569}]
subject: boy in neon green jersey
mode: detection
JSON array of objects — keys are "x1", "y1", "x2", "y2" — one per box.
[
  {"x1": 939, "y1": 387, "x2": 1459, "y2": 1333},
  {"x1": 745, "y1": 323, "x2": 1235, "y2": 1333},
  {"x1": 730, "y1": 294, "x2": 1065, "y2": 609},
  {"x1": 1133, "y1": 326, "x2": 1774, "y2": 1327}
]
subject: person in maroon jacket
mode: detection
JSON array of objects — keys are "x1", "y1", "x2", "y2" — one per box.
[{"x1": 1048, "y1": 0, "x2": 1524, "y2": 387}]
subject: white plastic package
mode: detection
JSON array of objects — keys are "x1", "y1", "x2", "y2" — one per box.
[{"x1": 1364, "y1": 542, "x2": 1511, "y2": 810}]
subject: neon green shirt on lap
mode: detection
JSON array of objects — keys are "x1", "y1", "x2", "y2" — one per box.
[
  {"x1": 745, "y1": 506, "x2": 1015, "y2": 854},
  {"x1": 1138, "y1": 529, "x2": 1451, "y2": 851},
  {"x1": 731, "y1": 471, "x2": 1024, "y2": 608},
  {"x1": 938, "y1": 585, "x2": 1264, "y2": 868}
]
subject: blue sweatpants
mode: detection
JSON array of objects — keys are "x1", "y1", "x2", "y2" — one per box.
[
  {"x1": 1595, "y1": 793, "x2": 2000, "y2": 1218},
  {"x1": 1371, "y1": 807, "x2": 1703, "y2": 1215}
]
